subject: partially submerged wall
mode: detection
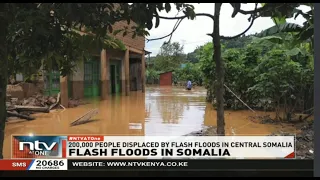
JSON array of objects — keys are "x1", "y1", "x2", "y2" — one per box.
[{"x1": 7, "y1": 82, "x2": 44, "y2": 100}]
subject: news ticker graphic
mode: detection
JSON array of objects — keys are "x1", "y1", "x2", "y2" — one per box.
[
  {"x1": 0, "y1": 159, "x2": 312, "y2": 171},
  {"x1": 0, "y1": 159, "x2": 68, "y2": 170},
  {"x1": 12, "y1": 135, "x2": 295, "y2": 159}
]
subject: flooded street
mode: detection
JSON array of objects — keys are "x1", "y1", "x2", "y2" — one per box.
[{"x1": 3, "y1": 86, "x2": 298, "y2": 158}]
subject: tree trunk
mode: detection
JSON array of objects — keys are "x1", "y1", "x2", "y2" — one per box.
[
  {"x1": 0, "y1": 3, "x2": 8, "y2": 159},
  {"x1": 213, "y1": 3, "x2": 225, "y2": 136}
]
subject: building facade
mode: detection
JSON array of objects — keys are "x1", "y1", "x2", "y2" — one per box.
[{"x1": 44, "y1": 20, "x2": 149, "y2": 108}]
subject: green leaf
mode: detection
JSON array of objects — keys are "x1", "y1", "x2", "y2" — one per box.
[
  {"x1": 230, "y1": 3, "x2": 241, "y2": 18},
  {"x1": 146, "y1": 20, "x2": 153, "y2": 30},
  {"x1": 296, "y1": 25, "x2": 314, "y2": 41},
  {"x1": 256, "y1": 23, "x2": 303, "y2": 37},
  {"x1": 272, "y1": 16, "x2": 286, "y2": 25},
  {"x1": 285, "y1": 48, "x2": 302, "y2": 56},
  {"x1": 165, "y1": 3, "x2": 171, "y2": 13},
  {"x1": 155, "y1": 16, "x2": 160, "y2": 28},
  {"x1": 259, "y1": 36, "x2": 284, "y2": 44},
  {"x1": 113, "y1": 29, "x2": 122, "y2": 36},
  {"x1": 108, "y1": 25, "x2": 113, "y2": 33}
]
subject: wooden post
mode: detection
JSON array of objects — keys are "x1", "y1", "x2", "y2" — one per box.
[
  {"x1": 121, "y1": 51, "x2": 126, "y2": 94},
  {"x1": 124, "y1": 48, "x2": 130, "y2": 96},
  {"x1": 60, "y1": 76, "x2": 68, "y2": 108},
  {"x1": 141, "y1": 52, "x2": 146, "y2": 93},
  {"x1": 101, "y1": 49, "x2": 109, "y2": 100}
]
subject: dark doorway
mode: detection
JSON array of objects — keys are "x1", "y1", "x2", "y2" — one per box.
[
  {"x1": 110, "y1": 65, "x2": 116, "y2": 94},
  {"x1": 110, "y1": 62, "x2": 121, "y2": 94},
  {"x1": 129, "y1": 58, "x2": 142, "y2": 91}
]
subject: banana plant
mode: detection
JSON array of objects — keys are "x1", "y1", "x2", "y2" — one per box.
[
  {"x1": 255, "y1": 4, "x2": 313, "y2": 51},
  {"x1": 252, "y1": 33, "x2": 310, "y2": 57}
]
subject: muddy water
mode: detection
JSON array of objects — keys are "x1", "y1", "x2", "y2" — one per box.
[{"x1": 3, "y1": 86, "x2": 297, "y2": 158}]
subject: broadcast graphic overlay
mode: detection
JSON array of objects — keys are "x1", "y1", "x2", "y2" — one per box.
[
  {"x1": 64, "y1": 135, "x2": 296, "y2": 159},
  {"x1": 12, "y1": 135, "x2": 295, "y2": 159},
  {"x1": 1, "y1": 134, "x2": 299, "y2": 172},
  {"x1": 11, "y1": 135, "x2": 296, "y2": 159},
  {"x1": 12, "y1": 135, "x2": 67, "y2": 159}
]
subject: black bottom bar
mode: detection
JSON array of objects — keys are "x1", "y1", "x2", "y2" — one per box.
[
  {"x1": 0, "y1": 170, "x2": 313, "y2": 177},
  {"x1": 68, "y1": 159, "x2": 313, "y2": 170}
]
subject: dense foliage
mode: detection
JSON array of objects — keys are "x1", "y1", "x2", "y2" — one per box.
[
  {"x1": 198, "y1": 34, "x2": 313, "y2": 120},
  {"x1": 147, "y1": 32, "x2": 314, "y2": 121}
]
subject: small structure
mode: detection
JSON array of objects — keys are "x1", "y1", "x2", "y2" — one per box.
[{"x1": 159, "y1": 71, "x2": 173, "y2": 86}]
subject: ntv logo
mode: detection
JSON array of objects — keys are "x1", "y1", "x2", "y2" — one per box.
[{"x1": 19, "y1": 140, "x2": 57, "y2": 156}]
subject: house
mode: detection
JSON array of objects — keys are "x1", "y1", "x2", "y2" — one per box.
[
  {"x1": 43, "y1": 19, "x2": 151, "y2": 108},
  {"x1": 159, "y1": 71, "x2": 173, "y2": 86}
]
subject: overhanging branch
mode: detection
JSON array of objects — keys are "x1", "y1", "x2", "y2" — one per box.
[
  {"x1": 147, "y1": 12, "x2": 215, "y2": 43},
  {"x1": 158, "y1": 13, "x2": 215, "y2": 20},
  {"x1": 238, "y1": 5, "x2": 268, "y2": 15},
  {"x1": 146, "y1": 17, "x2": 185, "y2": 42},
  {"x1": 157, "y1": 15, "x2": 187, "y2": 20},
  {"x1": 221, "y1": 4, "x2": 259, "y2": 40},
  {"x1": 220, "y1": 16, "x2": 257, "y2": 40}
]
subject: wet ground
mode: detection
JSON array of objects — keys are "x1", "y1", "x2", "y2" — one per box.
[{"x1": 3, "y1": 86, "x2": 298, "y2": 158}]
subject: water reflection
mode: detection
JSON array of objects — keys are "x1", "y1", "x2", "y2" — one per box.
[{"x1": 144, "y1": 86, "x2": 207, "y2": 136}]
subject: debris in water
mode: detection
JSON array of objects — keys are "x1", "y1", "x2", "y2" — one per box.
[
  {"x1": 5, "y1": 91, "x2": 86, "y2": 122},
  {"x1": 129, "y1": 123, "x2": 142, "y2": 130},
  {"x1": 231, "y1": 127, "x2": 236, "y2": 135},
  {"x1": 249, "y1": 115, "x2": 279, "y2": 124},
  {"x1": 49, "y1": 92, "x2": 60, "y2": 110},
  {"x1": 70, "y1": 109, "x2": 99, "y2": 127},
  {"x1": 12, "y1": 105, "x2": 50, "y2": 113},
  {"x1": 7, "y1": 111, "x2": 35, "y2": 121}
]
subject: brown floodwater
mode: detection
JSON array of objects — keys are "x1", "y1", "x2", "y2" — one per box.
[{"x1": 3, "y1": 86, "x2": 298, "y2": 158}]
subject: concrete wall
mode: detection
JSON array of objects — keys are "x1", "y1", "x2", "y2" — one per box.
[{"x1": 7, "y1": 82, "x2": 44, "y2": 100}]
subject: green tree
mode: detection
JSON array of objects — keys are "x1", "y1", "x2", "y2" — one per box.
[
  {"x1": 221, "y1": 35, "x2": 252, "y2": 49},
  {"x1": 257, "y1": 4, "x2": 313, "y2": 51},
  {"x1": 153, "y1": 42, "x2": 185, "y2": 72},
  {"x1": 249, "y1": 35, "x2": 313, "y2": 120},
  {"x1": 186, "y1": 47, "x2": 200, "y2": 63},
  {"x1": 136, "y1": 3, "x2": 304, "y2": 135},
  {"x1": 0, "y1": 3, "x2": 148, "y2": 159},
  {"x1": 146, "y1": 68, "x2": 160, "y2": 84},
  {"x1": 175, "y1": 63, "x2": 203, "y2": 85},
  {"x1": 198, "y1": 33, "x2": 313, "y2": 119}
]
